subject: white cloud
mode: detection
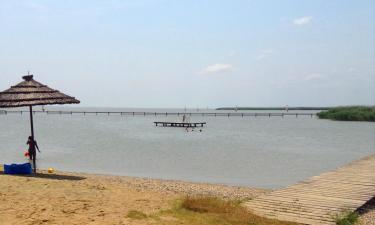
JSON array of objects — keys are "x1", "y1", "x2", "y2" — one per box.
[
  {"x1": 304, "y1": 73, "x2": 326, "y2": 81},
  {"x1": 293, "y1": 16, "x2": 313, "y2": 26},
  {"x1": 256, "y1": 49, "x2": 274, "y2": 60},
  {"x1": 27, "y1": 2, "x2": 49, "y2": 12},
  {"x1": 199, "y1": 64, "x2": 233, "y2": 74}
]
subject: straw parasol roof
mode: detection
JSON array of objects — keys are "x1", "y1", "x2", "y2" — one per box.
[
  {"x1": 0, "y1": 74, "x2": 80, "y2": 173},
  {"x1": 0, "y1": 75, "x2": 80, "y2": 108}
]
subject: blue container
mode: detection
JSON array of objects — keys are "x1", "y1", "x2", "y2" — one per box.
[{"x1": 4, "y1": 163, "x2": 32, "y2": 175}]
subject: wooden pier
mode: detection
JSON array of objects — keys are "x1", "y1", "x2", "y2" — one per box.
[
  {"x1": 244, "y1": 155, "x2": 375, "y2": 225},
  {"x1": 2, "y1": 110, "x2": 316, "y2": 118},
  {"x1": 154, "y1": 122, "x2": 206, "y2": 128}
]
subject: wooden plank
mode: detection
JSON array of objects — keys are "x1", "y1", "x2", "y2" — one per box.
[
  {"x1": 245, "y1": 154, "x2": 375, "y2": 225},
  {"x1": 246, "y1": 205, "x2": 338, "y2": 220},
  {"x1": 249, "y1": 196, "x2": 361, "y2": 208}
]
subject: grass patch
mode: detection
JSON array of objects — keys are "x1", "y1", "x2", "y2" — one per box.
[
  {"x1": 317, "y1": 106, "x2": 375, "y2": 122},
  {"x1": 160, "y1": 196, "x2": 300, "y2": 225},
  {"x1": 181, "y1": 196, "x2": 236, "y2": 213},
  {"x1": 126, "y1": 210, "x2": 148, "y2": 219},
  {"x1": 336, "y1": 211, "x2": 359, "y2": 225}
]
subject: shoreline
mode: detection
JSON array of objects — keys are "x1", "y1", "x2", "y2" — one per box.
[
  {"x1": 0, "y1": 166, "x2": 269, "y2": 200},
  {"x1": 71, "y1": 171, "x2": 269, "y2": 200},
  {"x1": 62, "y1": 170, "x2": 271, "y2": 191}
]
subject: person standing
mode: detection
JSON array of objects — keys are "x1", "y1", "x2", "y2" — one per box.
[{"x1": 26, "y1": 136, "x2": 40, "y2": 171}]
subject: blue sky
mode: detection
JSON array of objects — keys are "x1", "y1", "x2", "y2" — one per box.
[{"x1": 0, "y1": 0, "x2": 374, "y2": 108}]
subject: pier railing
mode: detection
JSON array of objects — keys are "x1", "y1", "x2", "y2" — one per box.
[{"x1": 1, "y1": 110, "x2": 316, "y2": 118}]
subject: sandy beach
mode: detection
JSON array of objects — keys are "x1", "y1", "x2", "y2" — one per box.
[
  {"x1": 0, "y1": 167, "x2": 267, "y2": 225},
  {"x1": 1, "y1": 166, "x2": 375, "y2": 225}
]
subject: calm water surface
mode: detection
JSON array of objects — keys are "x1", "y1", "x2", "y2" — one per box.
[{"x1": 1, "y1": 107, "x2": 374, "y2": 189}]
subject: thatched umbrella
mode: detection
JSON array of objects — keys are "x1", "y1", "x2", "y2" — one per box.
[{"x1": 0, "y1": 74, "x2": 80, "y2": 173}]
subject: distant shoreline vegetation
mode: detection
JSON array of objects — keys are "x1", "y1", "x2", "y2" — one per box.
[
  {"x1": 216, "y1": 107, "x2": 330, "y2": 111},
  {"x1": 317, "y1": 106, "x2": 375, "y2": 122}
]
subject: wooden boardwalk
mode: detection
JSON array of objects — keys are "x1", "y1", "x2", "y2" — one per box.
[
  {"x1": 2, "y1": 110, "x2": 316, "y2": 118},
  {"x1": 244, "y1": 155, "x2": 375, "y2": 225}
]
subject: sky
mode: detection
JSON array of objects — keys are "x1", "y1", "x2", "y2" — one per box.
[{"x1": 0, "y1": 0, "x2": 374, "y2": 108}]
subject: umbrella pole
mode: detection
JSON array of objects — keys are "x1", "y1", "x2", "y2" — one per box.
[{"x1": 29, "y1": 105, "x2": 36, "y2": 173}]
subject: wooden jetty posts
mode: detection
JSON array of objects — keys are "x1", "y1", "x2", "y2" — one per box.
[
  {"x1": 244, "y1": 154, "x2": 375, "y2": 225},
  {"x1": 154, "y1": 121, "x2": 206, "y2": 128},
  {"x1": 1, "y1": 110, "x2": 316, "y2": 118}
]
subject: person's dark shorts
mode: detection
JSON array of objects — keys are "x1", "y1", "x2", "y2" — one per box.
[{"x1": 28, "y1": 149, "x2": 36, "y2": 160}]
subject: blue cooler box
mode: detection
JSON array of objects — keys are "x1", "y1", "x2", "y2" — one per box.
[{"x1": 4, "y1": 163, "x2": 32, "y2": 175}]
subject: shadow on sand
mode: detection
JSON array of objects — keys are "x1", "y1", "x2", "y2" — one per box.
[
  {"x1": 0, "y1": 171, "x2": 86, "y2": 181},
  {"x1": 358, "y1": 197, "x2": 375, "y2": 215}
]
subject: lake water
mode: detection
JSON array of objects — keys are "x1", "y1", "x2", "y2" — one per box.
[{"x1": 1, "y1": 107, "x2": 374, "y2": 189}]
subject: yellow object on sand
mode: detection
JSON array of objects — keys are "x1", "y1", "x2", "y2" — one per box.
[{"x1": 48, "y1": 168, "x2": 55, "y2": 173}]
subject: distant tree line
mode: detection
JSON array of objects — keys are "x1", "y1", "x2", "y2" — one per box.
[
  {"x1": 216, "y1": 107, "x2": 331, "y2": 111},
  {"x1": 317, "y1": 106, "x2": 375, "y2": 122}
]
